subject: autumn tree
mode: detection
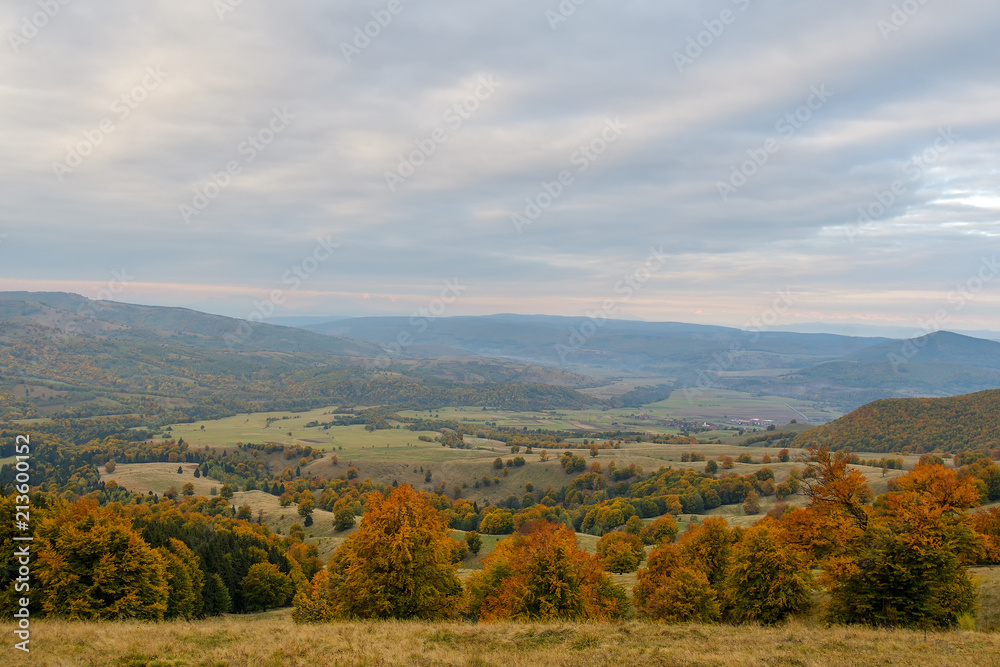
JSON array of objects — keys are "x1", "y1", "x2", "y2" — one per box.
[
  {"x1": 34, "y1": 500, "x2": 170, "y2": 620},
  {"x1": 464, "y1": 530, "x2": 482, "y2": 556},
  {"x1": 479, "y1": 509, "x2": 514, "y2": 535},
  {"x1": 467, "y1": 520, "x2": 629, "y2": 621},
  {"x1": 633, "y1": 543, "x2": 719, "y2": 623},
  {"x1": 318, "y1": 485, "x2": 464, "y2": 619},
  {"x1": 824, "y1": 463, "x2": 982, "y2": 628},
  {"x1": 292, "y1": 570, "x2": 336, "y2": 623},
  {"x1": 742, "y1": 490, "x2": 761, "y2": 515},
  {"x1": 333, "y1": 498, "x2": 355, "y2": 531},
  {"x1": 297, "y1": 490, "x2": 316, "y2": 518},
  {"x1": 721, "y1": 524, "x2": 812, "y2": 624},
  {"x1": 640, "y1": 515, "x2": 679, "y2": 546},
  {"x1": 800, "y1": 447, "x2": 873, "y2": 530},
  {"x1": 158, "y1": 538, "x2": 204, "y2": 620},
  {"x1": 678, "y1": 517, "x2": 738, "y2": 588},
  {"x1": 242, "y1": 562, "x2": 294, "y2": 612},
  {"x1": 597, "y1": 531, "x2": 645, "y2": 573}
]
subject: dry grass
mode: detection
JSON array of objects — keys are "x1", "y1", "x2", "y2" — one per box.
[{"x1": 5, "y1": 611, "x2": 1000, "y2": 667}]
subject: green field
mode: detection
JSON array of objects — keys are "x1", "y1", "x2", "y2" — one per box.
[
  {"x1": 644, "y1": 388, "x2": 842, "y2": 423},
  {"x1": 104, "y1": 400, "x2": 919, "y2": 544}
]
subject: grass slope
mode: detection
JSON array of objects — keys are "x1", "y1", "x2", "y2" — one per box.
[{"x1": 7, "y1": 613, "x2": 1000, "y2": 666}]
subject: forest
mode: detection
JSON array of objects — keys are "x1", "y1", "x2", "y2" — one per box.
[{"x1": 3, "y1": 406, "x2": 1000, "y2": 632}]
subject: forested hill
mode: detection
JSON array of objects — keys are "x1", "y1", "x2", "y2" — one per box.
[
  {"x1": 0, "y1": 292, "x2": 599, "y2": 419},
  {"x1": 791, "y1": 389, "x2": 1000, "y2": 455}
]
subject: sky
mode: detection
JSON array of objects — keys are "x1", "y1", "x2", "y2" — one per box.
[{"x1": 1, "y1": 0, "x2": 999, "y2": 335}]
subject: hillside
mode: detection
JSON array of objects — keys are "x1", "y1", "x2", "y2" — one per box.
[
  {"x1": 303, "y1": 316, "x2": 1000, "y2": 412},
  {"x1": 0, "y1": 293, "x2": 600, "y2": 418},
  {"x1": 791, "y1": 388, "x2": 1000, "y2": 454}
]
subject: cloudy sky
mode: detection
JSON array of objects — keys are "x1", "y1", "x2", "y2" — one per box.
[{"x1": 2, "y1": 0, "x2": 999, "y2": 334}]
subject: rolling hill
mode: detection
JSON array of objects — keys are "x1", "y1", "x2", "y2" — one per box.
[
  {"x1": 300, "y1": 316, "x2": 1000, "y2": 412},
  {"x1": 0, "y1": 293, "x2": 600, "y2": 419},
  {"x1": 791, "y1": 388, "x2": 1000, "y2": 454}
]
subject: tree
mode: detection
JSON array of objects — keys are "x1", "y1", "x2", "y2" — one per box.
[
  {"x1": 479, "y1": 509, "x2": 514, "y2": 535},
  {"x1": 597, "y1": 531, "x2": 645, "y2": 573},
  {"x1": 743, "y1": 490, "x2": 761, "y2": 515},
  {"x1": 104, "y1": 460, "x2": 116, "y2": 473},
  {"x1": 202, "y1": 572, "x2": 232, "y2": 616},
  {"x1": 678, "y1": 517, "x2": 737, "y2": 588},
  {"x1": 177, "y1": 466, "x2": 183, "y2": 474},
  {"x1": 465, "y1": 530, "x2": 482, "y2": 556},
  {"x1": 182, "y1": 482, "x2": 195, "y2": 496},
  {"x1": 158, "y1": 538, "x2": 204, "y2": 620},
  {"x1": 292, "y1": 570, "x2": 336, "y2": 623},
  {"x1": 34, "y1": 500, "x2": 169, "y2": 620},
  {"x1": 705, "y1": 459, "x2": 718, "y2": 475},
  {"x1": 297, "y1": 490, "x2": 316, "y2": 518},
  {"x1": 333, "y1": 499, "x2": 355, "y2": 531},
  {"x1": 467, "y1": 520, "x2": 629, "y2": 621},
  {"x1": 633, "y1": 543, "x2": 719, "y2": 623},
  {"x1": 800, "y1": 447, "x2": 873, "y2": 530},
  {"x1": 220, "y1": 484, "x2": 234, "y2": 500},
  {"x1": 722, "y1": 524, "x2": 812, "y2": 624},
  {"x1": 640, "y1": 515, "x2": 679, "y2": 546},
  {"x1": 625, "y1": 515, "x2": 644, "y2": 535},
  {"x1": 242, "y1": 562, "x2": 294, "y2": 612},
  {"x1": 319, "y1": 485, "x2": 464, "y2": 619},
  {"x1": 823, "y1": 463, "x2": 982, "y2": 628}
]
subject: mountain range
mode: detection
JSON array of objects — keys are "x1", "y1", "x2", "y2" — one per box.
[{"x1": 1, "y1": 292, "x2": 999, "y2": 420}]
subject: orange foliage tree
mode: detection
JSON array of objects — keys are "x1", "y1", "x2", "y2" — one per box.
[
  {"x1": 823, "y1": 462, "x2": 982, "y2": 628},
  {"x1": 306, "y1": 485, "x2": 464, "y2": 620},
  {"x1": 466, "y1": 520, "x2": 629, "y2": 621},
  {"x1": 633, "y1": 543, "x2": 719, "y2": 622}
]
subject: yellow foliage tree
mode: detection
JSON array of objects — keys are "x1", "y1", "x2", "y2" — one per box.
[
  {"x1": 321, "y1": 485, "x2": 464, "y2": 619},
  {"x1": 35, "y1": 500, "x2": 169, "y2": 620}
]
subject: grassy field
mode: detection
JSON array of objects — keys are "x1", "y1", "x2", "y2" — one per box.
[
  {"x1": 643, "y1": 388, "x2": 842, "y2": 424},
  {"x1": 6, "y1": 612, "x2": 1000, "y2": 666},
  {"x1": 111, "y1": 401, "x2": 918, "y2": 525}
]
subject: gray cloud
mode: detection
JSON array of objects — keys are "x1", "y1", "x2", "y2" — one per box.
[{"x1": 0, "y1": 0, "x2": 998, "y2": 330}]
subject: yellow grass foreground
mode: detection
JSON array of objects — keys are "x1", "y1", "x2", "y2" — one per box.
[{"x1": 3, "y1": 611, "x2": 1000, "y2": 667}]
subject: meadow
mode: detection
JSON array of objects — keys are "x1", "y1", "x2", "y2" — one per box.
[
  {"x1": 6, "y1": 613, "x2": 1000, "y2": 666},
  {"x1": 107, "y1": 403, "x2": 919, "y2": 536}
]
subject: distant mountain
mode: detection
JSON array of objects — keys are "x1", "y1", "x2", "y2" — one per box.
[
  {"x1": 0, "y1": 293, "x2": 600, "y2": 419},
  {"x1": 841, "y1": 331, "x2": 1000, "y2": 369},
  {"x1": 0, "y1": 292, "x2": 378, "y2": 356},
  {"x1": 305, "y1": 314, "x2": 887, "y2": 374},
  {"x1": 302, "y1": 316, "x2": 1000, "y2": 412},
  {"x1": 792, "y1": 388, "x2": 1000, "y2": 454}
]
